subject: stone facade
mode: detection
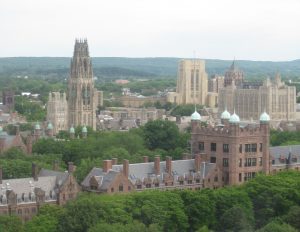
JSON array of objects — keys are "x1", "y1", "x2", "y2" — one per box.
[
  {"x1": 46, "y1": 92, "x2": 68, "y2": 134},
  {"x1": 0, "y1": 126, "x2": 27, "y2": 154},
  {"x1": 0, "y1": 163, "x2": 80, "y2": 221},
  {"x1": 120, "y1": 95, "x2": 166, "y2": 108},
  {"x1": 218, "y1": 74, "x2": 297, "y2": 121},
  {"x1": 167, "y1": 59, "x2": 208, "y2": 105},
  {"x1": 208, "y1": 75, "x2": 224, "y2": 93},
  {"x1": 224, "y1": 61, "x2": 244, "y2": 87},
  {"x1": 191, "y1": 117, "x2": 270, "y2": 186},
  {"x1": 67, "y1": 39, "x2": 98, "y2": 130}
]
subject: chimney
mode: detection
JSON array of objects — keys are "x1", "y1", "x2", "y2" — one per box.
[
  {"x1": 166, "y1": 156, "x2": 172, "y2": 175},
  {"x1": 53, "y1": 160, "x2": 59, "y2": 171},
  {"x1": 195, "y1": 154, "x2": 201, "y2": 172},
  {"x1": 68, "y1": 162, "x2": 75, "y2": 173},
  {"x1": 0, "y1": 166, "x2": 2, "y2": 184},
  {"x1": 112, "y1": 158, "x2": 118, "y2": 165},
  {"x1": 26, "y1": 135, "x2": 32, "y2": 154},
  {"x1": 123, "y1": 159, "x2": 129, "y2": 178},
  {"x1": 103, "y1": 160, "x2": 112, "y2": 173},
  {"x1": 154, "y1": 156, "x2": 160, "y2": 175},
  {"x1": 32, "y1": 163, "x2": 38, "y2": 181},
  {"x1": 143, "y1": 156, "x2": 149, "y2": 163}
]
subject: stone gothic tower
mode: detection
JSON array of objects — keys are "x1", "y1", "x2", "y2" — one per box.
[{"x1": 67, "y1": 39, "x2": 97, "y2": 130}]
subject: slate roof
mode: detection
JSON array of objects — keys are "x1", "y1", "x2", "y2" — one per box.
[{"x1": 270, "y1": 145, "x2": 300, "y2": 166}]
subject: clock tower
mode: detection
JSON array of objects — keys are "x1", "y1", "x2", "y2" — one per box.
[{"x1": 67, "y1": 39, "x2": 97, "y2": 130}]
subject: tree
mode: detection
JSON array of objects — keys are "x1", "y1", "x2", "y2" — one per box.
[
  {"x1": 256, "y1": 220, "x2": 297, "y2": 232},
  {"x1": 142, "y1": 120, "x2": 182, "y2": 151},
  {"x1": 0, "y1": 215, "x2": 23, "y2": 232},
  {"x1": 219, "y1": 206, "x2": 254, "y2": 232},
  {"x1": 283, "y1": 206, "x2": 300, "y2": 230}
]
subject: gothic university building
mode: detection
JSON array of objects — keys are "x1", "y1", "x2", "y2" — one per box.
[
  {"x1": 82, "y1": 109, "x2": 300, "y2": 194},
  {"x1": 167, "y1": 59, "x2": 208, "y2": 105},
  {"x1": 47, "y1": 39, "x2": 103, "y2": 133}
]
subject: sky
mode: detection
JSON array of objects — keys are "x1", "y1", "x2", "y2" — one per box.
[{"x1": 1, "y1": 0, "x2": 300, "y2": 60}]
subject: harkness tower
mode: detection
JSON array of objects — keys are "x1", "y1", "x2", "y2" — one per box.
[{"x1": 67, "y1": 39, "x2": 99, "y2": 130}]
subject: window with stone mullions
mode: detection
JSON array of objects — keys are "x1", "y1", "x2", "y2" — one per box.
[{"x1": 211, "y1": 143, "x2": 217, "y2": 152}]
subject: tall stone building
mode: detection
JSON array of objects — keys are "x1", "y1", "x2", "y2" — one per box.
[
  {"x1": 224, "y1": 61, "x2": 244, "y2": 87},
  {"x1": 167, "y1": 59, "x2": 208, "y2": 105},
  {"x1": 47, "y1": 92, "x2": 68, "y2": 134},
  {"x1": 218, "y1": 73, "x2": 297, "y2": 121},
  {"x1": 208, "y1": 75, "x2": 224, "y2": 93},
  {"x1": 67, "y1": 39, "x2": 98, "y2": 130}
]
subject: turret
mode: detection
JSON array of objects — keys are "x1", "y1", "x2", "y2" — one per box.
[
  {"x1": 69, "y1": 126, "x2": 75, "y2": 139},
  {"x1": 221, "y1": 107, "x2": 231, "y2": 126},
  {"x1": 259, "y1": 111, "x2": 270, "y2": 174},
  {"x1": 191, "y1": 108, "x2": 201, "y2": 131},
  {"x1": 47, "y1": 122, "x2": 54, "y2": 137},
  {"x1": 34, "y1": 122, "x2": 41, "y2": 140},
  {"x1": 82, "y1": 126, "x2": 87, "y2": 138}
]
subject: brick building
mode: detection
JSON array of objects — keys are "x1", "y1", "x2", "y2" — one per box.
[{"x1": 0, "y1": 163, "x2": 80, "y2": 221}]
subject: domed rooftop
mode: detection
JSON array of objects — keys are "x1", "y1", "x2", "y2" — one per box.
[
  {"x1": 221, "y1": 109, "x2": 231, "y2": 120},
  {"x1": 69, "y1": 126, "x2": 75, "y2": 134},
  {"x1": 191, "y1": 109, "x2": 201, "y2": 121},
  {"x1": 260, "y1": 112, "x2": 270, "y2": 122},
  {"x1": 229, "y1": 111, "x2": 240, "y2": 124},
  {"x1": 82, "y1": 126, "x2": 87, "y2": 133},
  {"x1": 35, "y1": 122, "x2": 40, "y2": 130},
  {"x1": 47, "y1": 122, "x2": 53, "y2": 130}
]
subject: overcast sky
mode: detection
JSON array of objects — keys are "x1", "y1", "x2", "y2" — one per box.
[{"x1": 1, "y1": 0, "x2": 300, "y2": 60}]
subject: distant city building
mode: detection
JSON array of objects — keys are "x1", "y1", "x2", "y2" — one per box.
[
  {"x1": 46, "y1": 39, "x2": 103, "y2": 133},
  {"x1": 208, "y1": 75, "x2": 224, "y2": 93},
  {"x1": 218, "y1": 73, "x2": 297, "y2": 121},
  {"x1": 47, "y1": 92, "x2": 68, "y2": 134},
  {"x1": 0, "y1": 163, "x2": 80, "y2": 221},
  {"x1": 224, "y1": 61, "x2": 244, "y2": 87},
  {"x1": 167, "y1": 59, "x2": 208, "y2": 105}
]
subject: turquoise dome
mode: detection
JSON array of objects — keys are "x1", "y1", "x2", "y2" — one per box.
[
  {"x1": 69, "y1": 126, "x2": 75, "y2": 134},
  {"x1": 47, "y1": 122, "x2": 53, "y2": 130},
  {"x1": 221, "y1": 109, "x2": 231, "y2": 120},
  {"x1": 260, "y1": 112, "x2": 270, "y2": 122},
  {"x1": 82, "y1": 126, "x2": 87, "y2": 133},
  {"x1": 229, "y1": 111, "x2": 240, "y2": 124},
  {"x1": 191, "y1": 110, "x2": 201, "y2": 121},
  {"x1": 35, "y1": 123, "x2": 40, "y2": 130}
]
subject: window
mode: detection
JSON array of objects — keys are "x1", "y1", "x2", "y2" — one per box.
[
  {"x1": 239, "y1": 159, "x2": 242, "y2": 167},
  {"x1": 211, "y1": 143, "x2": 217, "y2": 152},
  {"x1": 252, "y1": 158, "x2": 257, "y2": 166},
  {"x1": 239, "y1": 173, "x2": 242, "y2": 182},
  {"x1": 214, "y1": 176, "x2": 218, "y2": 182},
  {"x1": 119, "y1": 185, "x2": 123, "y2": 192},
  {"x1": 155, "y1": 183, "x2": 159, "y2": 187},
  {"x1": 239, "y1": 144, "x2": 242, "y2": 153},
  {"x1": 31, "y1": 208, "x2": 36, "y2": 213},
  {"x1": 187, "y1": 180, "x2": 193, "y2": 184},
  {"x1": 137, "y1": 185, "x2": 142, "y2": 189},
  {"x1": 210, "y1": 157, "x2": 216, "y2": 163},
  {"x1": 128, "y1": 186, "x2": 131, "y2": 191},
  {"x1": 198, "y1": 142, "x2": 204, "y2": 151},
  {"x1": 223, "y1": 158, "x2": 229, "y2": 167},
  {"x1": 111, "y1": 188, "x2": 114, "y2": 192},
  {"x1": 196, "y1": 179, "x2": 200, "y2": 183},
  {"x1": 245, "y1": 144, "x2": 257, "y2": 152},
  {"x1": 259, "y1": 157, "x2": 262, "y2": 166},
  {"x1": 146, "y1": 183, "x2": 151, "y2": 188},
  {"x1": 244, "y1": 172, "x2": 256, "y2": 181},
  {"x1": 223, "y1": 144, "x2": 229, "y2": 153},
  {"x1": 245, "y1": 158, "x2": 257, "y2": 167},
  {"x1": 18, "y1": 209, "x2": 22, "y2": 215},
  {"x1": 259, "y1": 143, "x2": 263, "y2": 152},
  {"x1": 179, "y1": 180, "x2": 184, "y2": 185}
]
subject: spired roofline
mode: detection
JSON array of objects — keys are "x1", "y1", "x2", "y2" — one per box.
[{"x1": 73, "y1": 38, "x2": 90, "y2": 58}]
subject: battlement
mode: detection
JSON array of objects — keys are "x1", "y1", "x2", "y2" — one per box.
[
  {"x1": 193, "y1": 122, "x2": 268, "y2": 137},
  {"x1": 48, "y1": 92, "x2": 67, "y2": 102},
  {"x1": 73, "y1": 38, "x2": 89, "y2": 57}
]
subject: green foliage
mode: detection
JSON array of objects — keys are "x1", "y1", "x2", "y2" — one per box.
[
  {"x1": 0, "y1": 215, "x2": 23, "y2": 232},
  {"x1": 282, "y1": 205, "x2": 300, "y2": 230},
  {"x1": 170, "y1": 104, "x2": 203, "y2": 117},
  {"x1": 14, "y1": 96, "x2": 46, "y2": 121},
  {"x1": 24, "y1": 205, "x2": 65, "y2": 232},
  {"x1": 142, "y1": 120, "x2": 184, "y2": 151},
  {"x1": 270, "y1": 130, "x2": 300, "y2": 146},
  {"x1": 256, "y1": 220, "x2": 298, "y2": 232},
  {"x1": 219, "y1": 206, "x2": 254, "y2": 232},
  {"x1": 88, "y1": 221, "x2": 159, "y2": 232}
]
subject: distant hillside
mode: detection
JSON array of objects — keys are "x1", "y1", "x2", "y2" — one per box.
[{"x1": 0, "y1": 57, "x2": 299, "y2": 80}]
